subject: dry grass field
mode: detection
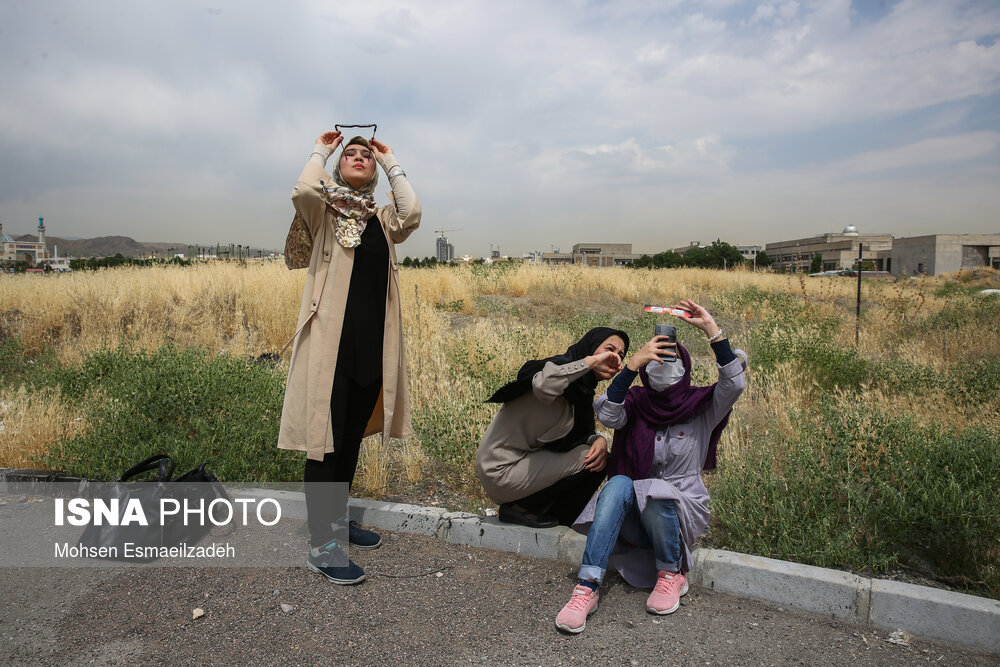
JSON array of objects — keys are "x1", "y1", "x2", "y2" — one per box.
[
  {"x1": 2, "y1": 261, "x2": 998, "y2": 596},
  {"x1": 1, "y1": 261, "x2": 997, "y2": 481}
]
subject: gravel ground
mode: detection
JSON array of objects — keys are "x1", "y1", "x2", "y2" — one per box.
[{"x1": 1, "y1": 529, "x2": 997, "y2": 666}]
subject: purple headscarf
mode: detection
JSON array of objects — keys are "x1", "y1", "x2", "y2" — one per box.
[{"x1": 605, "y1": 343, "x2": 730, "y2": 479}]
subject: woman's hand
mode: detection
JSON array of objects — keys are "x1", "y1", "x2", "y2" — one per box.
[
  {"x1": 316, "y1": 131, "x2": 343, "y2": 150},
  {"x1": 585, "y1": 350, "x2": 623, "y2": 380},
  {"x1": 677, "y1": 299, "x2": 721, "y2": 339},
  {"x1": 370, "y1": 138, "x2": 394, "y2": 166},
  {"x1": 626, "y1": 335, "x2": 675, "y2": 371},
  {"x1": 582, "y1": 436, "x2": 608, "y2": 472}
]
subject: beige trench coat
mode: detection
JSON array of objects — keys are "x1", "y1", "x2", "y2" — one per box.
[
  {"x1": 475, "y1": 360, "x2": 600, "y2": 504},
  {"x1": 278, "y1": 157, "x2": 420, "y2": 461}
]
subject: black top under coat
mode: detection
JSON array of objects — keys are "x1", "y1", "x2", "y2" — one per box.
[{"x1": 336, "y1": 216, "x2": 389, "y2": 386}]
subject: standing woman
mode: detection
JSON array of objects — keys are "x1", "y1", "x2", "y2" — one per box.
[
  {"x1": 278, "y1": 130, "x2": 420, "y2": 584},
  {"x1": 476, "y1": 328, "x2": 629, "y2": 528}
]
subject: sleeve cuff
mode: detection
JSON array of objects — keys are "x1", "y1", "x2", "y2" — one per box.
[
  {"x1": 309, "y1": 144, "x2": 334, "y2": 167},
  {"x1": 565, "y1": 360, "x2": 590, "y2": 380},
  {"x1": 540, "y1": 359, "x2": 591, "y2": 382},
  {"x1": 378, "y1": 153, "x2": 400, "y2": 173},
  {"x1": 717, "y1": 354, "x2": 745, "y2": 378},
  {"x1": 607, "y1": 367, "x2": 637, "y2": 403},
  {"x1": 710, "y1": 338, "x2": 736, "y2": 366}
]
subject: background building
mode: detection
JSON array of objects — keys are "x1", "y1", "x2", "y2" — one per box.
[
  {"x1": 765, "y1": 226, "x2": 893, "y2": 273},
  {"x1": 540, "y1": 251, "x2": 573, "y2": 265},
  {"x1": 541, "y1": 242, "x2": 640, "y2": 266},
  {"x1": 890, "y1": 234, "x2": 1000, "y2": 276},
  {"x1": 435, "y1": 235, "x2": 454, "y2": 263}
]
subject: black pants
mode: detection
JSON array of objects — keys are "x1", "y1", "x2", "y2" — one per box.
[
  {"x1": 513, "y1": 468, "x2": 606, "y2": 527},
  {"x1": 304, "y1": 372, "x2": 382, "y2": 546}
]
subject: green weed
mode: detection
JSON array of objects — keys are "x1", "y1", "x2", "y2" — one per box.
[
  {"x1": 41, "y1": 344, "x2": 299, "y2": 482},
  {"x1": 712, "y1": 399, "x2": 1000, "y2": 598}
]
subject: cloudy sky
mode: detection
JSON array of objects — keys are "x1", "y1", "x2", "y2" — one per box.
[{"x1": 1, "y1": 0, "x2": 998, "y2": 258}]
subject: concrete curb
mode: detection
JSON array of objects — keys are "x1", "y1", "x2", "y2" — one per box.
[
  {"x1": 690, "y1": 548, "x2": 871, "y2": 624},
  {"x1": 348, "y1": 497, "x2": 999, "y2": 655},
  {"x1": 2, "y1": 470, "x2": 997, "y2": 654}
]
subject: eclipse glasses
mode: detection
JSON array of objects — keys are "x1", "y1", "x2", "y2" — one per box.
[{"x1": 335, "y1": 123, "x2": 377, "y2": 140}]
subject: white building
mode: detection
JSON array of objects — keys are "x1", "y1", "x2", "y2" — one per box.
[
  {"x1": 1, "y1": 217, "x2": 72, "y2": 271},
  {"x1": 889, "y1": 234, "x2": 1000, "y2": 276},
  {"x1": 1, "y1": 217, "x2": 51, "y2": 266},
  {"x1": 765, "y1": 226, "x2": 894, "y2": 273}
]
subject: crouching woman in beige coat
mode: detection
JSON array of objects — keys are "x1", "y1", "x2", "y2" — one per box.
[
  {"x1": 476, "y1": 328, "x2": 629, "y2": 528},
  {"x1": 278, "y1": 130, "x2": 420, "y2": 585}
]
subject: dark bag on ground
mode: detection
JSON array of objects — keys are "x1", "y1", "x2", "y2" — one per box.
[{"x1": 77, "y1": 454, "x2": 228, "y2": 562}]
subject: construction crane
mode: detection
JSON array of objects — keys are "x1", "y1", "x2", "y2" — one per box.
[{"x1": 434, "y1": 228, "x2": 463, "y2": 238}]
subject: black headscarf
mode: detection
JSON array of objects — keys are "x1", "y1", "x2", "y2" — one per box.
[{"x1": 486, "y1": 327, "x2": 630, "y2": 452}]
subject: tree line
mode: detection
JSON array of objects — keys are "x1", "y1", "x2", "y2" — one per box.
[
  {"x1": 630, "y1": 239, "x2": 772, "y2": 270},
  {"x1": 69, "y1": 255, "x2": 192, "y2": 270},
  {"x1": 401, "y1": 256, "x2": 449, "y2": 268}
]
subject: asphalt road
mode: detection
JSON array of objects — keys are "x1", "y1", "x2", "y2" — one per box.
[{"x1": 1, "y1": 530, "x2": 997, "y2": 666}]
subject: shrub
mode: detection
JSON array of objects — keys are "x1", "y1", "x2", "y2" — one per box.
[
  {"x1": 712, "y1": 398, "x2": 1000, "y2": 598},
  {"x1": 0, "y1": 338, "x2": 66, "y2": 391},
  {"x1": 42, "y1": 344, "x2": 299, "y2": 482}
]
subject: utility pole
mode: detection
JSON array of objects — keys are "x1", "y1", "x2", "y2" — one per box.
[{"x1": 855, "y1": 243, "x2": 863, "y2": 347}]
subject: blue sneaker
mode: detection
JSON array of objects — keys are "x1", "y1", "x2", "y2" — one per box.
[
  {"x1": 307, "y1": 540, "x2": 366, "y2": 585},
  {"x1": 348, "y1": 520, "x2": 382, "y2": 550}
]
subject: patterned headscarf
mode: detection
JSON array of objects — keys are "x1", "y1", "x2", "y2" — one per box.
[{"x1": 324, "y1": 136, "x2": 379, "y2": 248}]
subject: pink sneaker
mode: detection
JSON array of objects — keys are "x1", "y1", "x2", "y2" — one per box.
[
  {"x1": 555, "y1": 584, "x2": 600, "y2": 634},
  {"x1": 646, "y1": 570, "x2": 688, "y2": 615}
]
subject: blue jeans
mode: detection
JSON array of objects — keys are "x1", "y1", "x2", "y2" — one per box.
[{"x1": 578, "y1": 475, "x2": 681, "y2": 583}]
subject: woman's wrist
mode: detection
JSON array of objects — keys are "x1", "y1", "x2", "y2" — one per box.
[
  {"x1": 309, "y1": 143, "x2": 333, "y2": 167},
  {"x1": 606, "y1": 368, "x2": 637, "y2": 402},
  {"x1": 626, "y1": 355, "x2": 650, "y2": 371},
  {"x1": 710, "y1": 338, "x2": 736, "y2": 365},
  {"x1": 378, "y1": 153, "x2": 400, "y2": 172},
  {"x1": 312, "y1": 143, "x2": 333, "y2": 158}
]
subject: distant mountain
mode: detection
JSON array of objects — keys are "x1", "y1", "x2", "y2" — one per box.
[
  {"x1": 13, "y1": 235, "x2": 185, "y2": 258},
  {"x1": 13, "y1": 235, "x2": 280, "y2": 258}
]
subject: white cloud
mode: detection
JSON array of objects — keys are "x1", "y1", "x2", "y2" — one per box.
[
  {"x1": 828, "y1": 132, "x2": 1000, "y2": 174},
  {"x1": 749, "y1": 1, "x2": 799, "y2": 25},
  {"x1": 750, "y1": 3, "x2": 777, "y2": 24},
  {"x1": 0, "y1": 0, "x2": 998, "y2": 254},
  {"x1": 521, "y1": 135, "x2": 736, "y2": 190}
]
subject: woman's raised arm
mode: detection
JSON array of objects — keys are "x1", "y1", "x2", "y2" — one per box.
[{"x1": 372, "y1": 138, "x2": 421, "y2": 243}]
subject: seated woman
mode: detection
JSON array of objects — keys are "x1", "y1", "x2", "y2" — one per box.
[
  {"x1": 555, "y1": 300, "x2": 746, "y2": 634},
  {"x1": 475, "y1": 327, "x2": 630, "y2": 528}
]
